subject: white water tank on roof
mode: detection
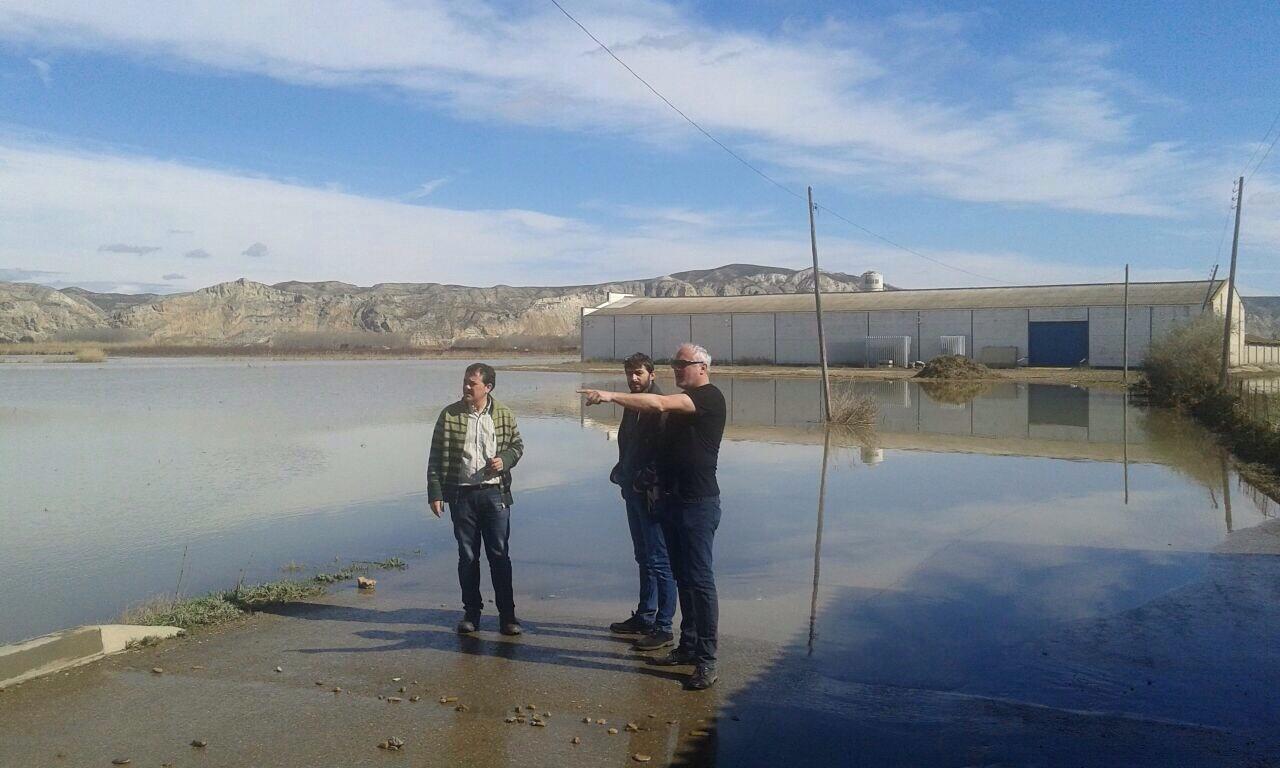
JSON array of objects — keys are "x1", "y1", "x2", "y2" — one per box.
[{"x1": 861, "y1": 270, "x2": 884, "y2": 291}]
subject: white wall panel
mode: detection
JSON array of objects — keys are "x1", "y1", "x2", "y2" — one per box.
[
  {"x1": 691, "y1": 313, "x2": 733, "y2": 365},
  {"x1": 730, "y1": 313, "x2": 775, "y2": 363},
  {"x1": 919, "y1": 310, "x2": 972, "y2": 360},
  {"x1": 825, "y1": 312, "x2": 868, "y2": 364},
  {"x1": 613, "y1": 315, "x2": 651, "y2": 360},
  {"x1": 651, "y1": 315, "x2": 692, "y2": 361},
  {"x1": 1089, "y1": 306, "x2": 1151, "y2": 367},
  {"x1": 1030, "y1": 307, "x2": 1088, "y2": 322},
  {"x1": 581, "y1": 315, "x2": 614, "y2": 361},
  {"x1": 973, "y1": 309, "x2": 1028, "y2": 363},
  {"x1": 776, "y1": 313, "x2": 820, "y2": 364}
]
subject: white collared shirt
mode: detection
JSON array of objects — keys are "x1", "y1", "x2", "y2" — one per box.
[{"x1": 458, "y1": 398, "x2": 500, "y2": 486}]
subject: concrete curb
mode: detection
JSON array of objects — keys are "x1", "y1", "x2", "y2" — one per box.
[{"x1": 0, "y1": 625, "x2": 184, "y2": 688}]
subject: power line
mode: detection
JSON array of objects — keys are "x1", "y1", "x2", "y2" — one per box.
[
  {"x1": 547, "y1": 0, "x2": 1012, "y2": 285},
  {"x1": 1242, "y1": 104, "x2": 1280, "y2": 181},
  {"x1": 1246, "y1": 126, "x2": 1280, "y2": 183},
  {"x1": 811, "y1": 204, "x2": 1011, "y2": 283},
  {"x1": 547, "y1": 0, "x2": 802, "y2": 204}
]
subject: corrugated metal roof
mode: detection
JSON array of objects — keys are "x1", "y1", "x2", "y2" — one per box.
[{"x1": 590, "y1": 280, "x2": 1225, "y2": 316}]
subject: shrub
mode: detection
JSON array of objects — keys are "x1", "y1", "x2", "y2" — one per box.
[
  {"x1": 73, "y1": 347, "x2": 107, "y2": 363},
  {"x1": 828, "y1": 386, "x2": 878, "y2": 429},
  {"x1": 1143, "y1": 315, "x2": 1222, "y2": 409},
  {"x1": 1142, "y1": 314, "x2": 1280, "y2": 475}
]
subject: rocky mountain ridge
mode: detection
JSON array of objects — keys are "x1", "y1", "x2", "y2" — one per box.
[{"x1": 0, "y1": 264, "x2": 875, "y2": 346}]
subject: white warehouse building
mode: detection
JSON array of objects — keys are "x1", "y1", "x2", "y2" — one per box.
[{"x1": 581, "y1": 279, "x2": 1245, "y2": 368}]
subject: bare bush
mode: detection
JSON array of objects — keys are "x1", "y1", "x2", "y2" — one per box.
[
  {"x1": 74, "y1": 347, "x2": 107, "y2": 363},
  {"x1": 828, "y1": 386, "x2": 878, "y2": 429}
]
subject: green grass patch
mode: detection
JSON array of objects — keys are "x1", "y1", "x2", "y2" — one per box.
[
  {"x1": 120, "y1": 557, "x2": 410, "y2": 631},
  {"x1": 122, "y1": 594, "x2": 244, "y2": 629}
]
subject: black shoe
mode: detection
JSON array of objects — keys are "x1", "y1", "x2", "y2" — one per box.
[
  {"x1": 650, "y1": 647, "x2": 695, "y2": 666},
  {"x1": 456, "y1": 614, "x2": 480, "y2": 634},
  {"x1": 609, "y1": 613, "x2": 652, "y2": 635},
  {"x1": 499, "y1": 618, "x2": 523, "y2": 636},
  {"x1": 632, "y1": 629, "x2": 674, "y2": 652},
  {"x1": 686, "y1": 663, "x2": 718, "y2": 690}
]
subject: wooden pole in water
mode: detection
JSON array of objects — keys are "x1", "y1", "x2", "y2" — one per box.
[
  {"x1": 1220, "y1": 453, "x2": 1234, "y2": 534},
  {"x1": 808, "y1": 186, "x2": 833, "y2": 421},
  {"x1": 808, "y1": 426, "x2": 831, "y2": 656},
  {"x1": 1220, "y1": 176, "x2": 1244, "y2": 389},
  {"x1": 1122, "y1": 389, "x2": 1129, "y2": 505},
  {"x1": 1123, "y1": 264, "x2": 1130, "y2": 384}
]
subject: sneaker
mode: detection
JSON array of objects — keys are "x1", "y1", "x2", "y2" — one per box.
[
  {"x1": 609, "y1": 613, "x2": 652, "y2": 635},
  {"x1": 499, "y1": 618, "x2": 523, "y2": 636},
  {"x1": 456, "y1": 614, "x2": 480, "y2": 634},
  {"x1": 649, "y1": 647, "x2": 696, "y2": 666},
  {"x1": 632, "y1": 629, "x2": 674, "y2": 652},
  {"x1": 686, "y1": 663, "x2": 718, "y2": 691}
]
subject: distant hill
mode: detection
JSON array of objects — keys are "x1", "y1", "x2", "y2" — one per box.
[
  {"x1": 0, "y1": 264, "x2": 878, "y2": 347},
  {"x1": 1244, "y1": 296, "x2": 1280, "y2": 341}
]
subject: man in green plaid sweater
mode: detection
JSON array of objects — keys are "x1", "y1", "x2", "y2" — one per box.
[{"x1": 428, "y1": 363, "x2": 525, "y2": 636}]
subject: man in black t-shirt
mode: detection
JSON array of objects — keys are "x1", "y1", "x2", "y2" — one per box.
[{"x1": 579, "y1": 343, "x2": 726, "y2": 691}]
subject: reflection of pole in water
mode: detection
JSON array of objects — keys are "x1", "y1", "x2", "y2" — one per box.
[
  {"x1": 1221, "y1": 452, "x2": 1233, "y2": 533},
  {"x1": 808, "y1": 426, "x2": 831, "y2": 656},
  {"x1": 1122, "y1": 389, "x2": 1129, "y2": 504}
]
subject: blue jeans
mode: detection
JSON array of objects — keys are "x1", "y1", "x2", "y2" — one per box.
[
  {"x1": 623, "y1": 487, "x2": 676, "y2": 633},
  {"x1": 450, "y1": 485, "x2": 515, "y2": 619},
  {"x1": 658, "y1": 496, "x2": 721, "y2": 665}
]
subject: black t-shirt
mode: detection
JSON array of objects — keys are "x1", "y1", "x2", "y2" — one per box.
[{"x1": 657, "y1": 383, "x2": 726, "y2": 499}]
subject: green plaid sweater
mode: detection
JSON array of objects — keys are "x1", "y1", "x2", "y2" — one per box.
[{"x1": 427, "y1": 397, "x2": 524, "y2": 506}]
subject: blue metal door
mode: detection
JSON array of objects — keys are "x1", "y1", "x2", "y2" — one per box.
[{"x1": 1028, "y1": 321, "x2": 1088, "y2": 366}]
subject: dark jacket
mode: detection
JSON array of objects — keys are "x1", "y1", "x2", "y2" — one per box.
[{"x1": 610, "y1": 380, "x2": 664, "y2": 494}]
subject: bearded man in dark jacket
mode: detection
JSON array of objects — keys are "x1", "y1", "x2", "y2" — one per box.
[{"x1": 605, "y1": 353, "x2": 677, "y2": 651}]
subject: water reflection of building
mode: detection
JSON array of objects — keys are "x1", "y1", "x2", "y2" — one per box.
[{"x1": 581, "y1": 377, "x2": 1161, "y2": 465}]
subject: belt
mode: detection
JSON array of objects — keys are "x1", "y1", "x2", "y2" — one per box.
[{"x1": 457, "y1": 483, "x2": 500, "y2": 493}]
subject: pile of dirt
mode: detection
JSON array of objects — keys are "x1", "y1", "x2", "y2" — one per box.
[{"x1": 914, "y1": 355, "x2": 1002, "y2": 380}]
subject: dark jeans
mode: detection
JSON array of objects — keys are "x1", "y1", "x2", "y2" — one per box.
[
  {"x1": 623, "y1": 487, "x2": 676, "y2": 633},
  {"x1": 449, "y1": 485, "x2": 514, "y2": 619},
  {"x1": 658, "y1": 495, "x2": 721, "y2": 665}
]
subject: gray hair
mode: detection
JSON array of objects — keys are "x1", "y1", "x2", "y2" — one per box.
[{"x1": 678, "y1": 343, "x2": 712, "y2": 367}]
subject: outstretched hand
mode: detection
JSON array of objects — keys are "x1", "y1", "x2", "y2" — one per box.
[{"x1": 577, "y1": 388, "x2": 612, "y2": 405}]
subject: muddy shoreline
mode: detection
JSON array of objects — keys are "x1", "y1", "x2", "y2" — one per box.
[{"x1": 502, "y1": 359, "x2": 1133, "y2": 386}]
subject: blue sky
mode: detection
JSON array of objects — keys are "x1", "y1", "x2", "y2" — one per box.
[{"x1": 0, "y1": 1, "x2": 1276, "y2": 294}]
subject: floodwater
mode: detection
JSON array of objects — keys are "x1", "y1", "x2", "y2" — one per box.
[{"x1": 2, "y1": 357, "x2": 1278, "y2": 763}]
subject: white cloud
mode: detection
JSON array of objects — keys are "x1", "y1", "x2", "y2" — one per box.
[
  {"x1": 0, "y1": 1, "x2": 1194, "y2": 216},
  {"x1": 27, "y1": 56, "x2": 50, "y2": 86},
  {"x1": 97, "y1": 243, "x2": 160, "y2": 255},
  {"x1": 0, "y1": 139, "x2": 1105, "y2": 290},
  {"x1": 411, "y1": 177, "x2": 449, "y2": 198},
  {"x1": 162, "y1": 272, "x2": 185, "y2": 280}
]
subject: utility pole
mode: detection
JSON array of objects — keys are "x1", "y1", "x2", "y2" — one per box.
[
  {"x1": 1220, "y1": 177, "x2": 1244, "y2": 389},
  {"x1": 1201, "y1": 264, "x2": 1219, "y2": 312},
  {"x1": 808, "y1": 186, "x2": 833, "y2": 421},
  {"x1": 1123, "y1": 264, "x2": 1129, "y2": 384}
]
